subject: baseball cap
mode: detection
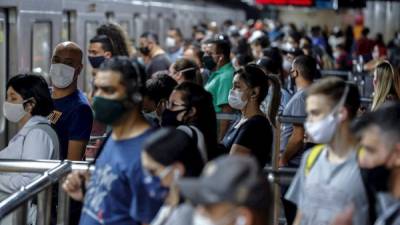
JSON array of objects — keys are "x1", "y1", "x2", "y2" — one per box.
[{"x1": 178, "y1": 155, "x2": 272, "y2": 210}]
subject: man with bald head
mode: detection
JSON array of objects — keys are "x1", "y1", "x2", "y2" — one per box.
[{"x1": 49, "y1": 42, "x2": 93, "y2": 161}]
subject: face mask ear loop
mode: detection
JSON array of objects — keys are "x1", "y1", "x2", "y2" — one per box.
[
  {"x1": 178, "y1": 67, "x2": 197, "y2": 74},
  {"x1": 332, "y1": 85, "x2": 350, "y2": 117}
]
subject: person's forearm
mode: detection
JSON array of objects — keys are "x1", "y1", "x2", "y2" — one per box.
[
  {"x1": 282, "y1": 136, "x2": 303, "y2": 163},
  {"x1": 218, "y1": 120, "x2": 230, "y2": 141}
]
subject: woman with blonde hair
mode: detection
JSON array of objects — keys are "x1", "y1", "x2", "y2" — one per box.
[{"x1": 371, "y1": 61, "x2": 400, "y2": 110}]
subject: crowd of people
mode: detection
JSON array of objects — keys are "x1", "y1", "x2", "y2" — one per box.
[{"x1": 0, "y1": 18, "x2": 399, "y2": 225}]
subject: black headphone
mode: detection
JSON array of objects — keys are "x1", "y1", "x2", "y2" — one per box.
[{"x1": 129, "y1": 60, "x2": 144, "y2": 104}]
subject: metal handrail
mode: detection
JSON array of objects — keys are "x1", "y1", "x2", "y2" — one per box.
[
  {"x1": 0, "y1": 159, "x2": 95, "y2": 173},
  {"x1": 0, "y1": 162, "x2": 71, "y2": 219},
  {"x1": 264, "y1": 166, "x2": 298, "y2": 186},
  {"x1": 0, "y1": 160, "x2": 94, "y2": 225},
  {"x1": 278, "y1": 115, "x2": 306, "y2": 124}
]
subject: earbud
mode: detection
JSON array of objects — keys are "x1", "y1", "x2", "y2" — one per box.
[
  {"x1": 235, "y1": 215, "x2": 247, "y2": 225},
  {"x1": 173, "y1": 168, "x2": 181, "y2": 181},
  {"x1": 131, "y1": 93, "x2": 143, "y2": 104}
]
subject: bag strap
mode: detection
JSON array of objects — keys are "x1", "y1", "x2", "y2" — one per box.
[
  {"x1": 91, "y1": 132, "x2": 112, "y2": 165},
  {"x1": 21, "y1": 122, "x2": 60, "y2": 160},
  {"x1": 177, "y1": 125, "x2": 208, "y2": 163},
  {"x1": 305, "y1": 144, "x2": 325, "y2": 176}
]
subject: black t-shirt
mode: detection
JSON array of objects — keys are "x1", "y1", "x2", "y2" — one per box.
[
  {"x1": 222, "y1": 115, "x2": 273, "y2": 168},
  {"x1": 146, "y1": 54, "x2": 171, "y2": 78}
]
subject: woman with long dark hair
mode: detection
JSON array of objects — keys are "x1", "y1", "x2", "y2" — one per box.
[
  {"x1": 222, "y1": 63, "x2": 281, "y2": 168},
  {"x1": 160, "y1": 82, "x2": 220, "y2": 160}
]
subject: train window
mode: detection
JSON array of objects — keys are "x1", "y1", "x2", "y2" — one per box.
[
  {"x1": 62, "y1": 12, "x2": 71, "y2": 42},
  {"x1": 84, "y1": 21, "x2": 99, "y2": 91},
  {"x1": 32, "y1": 22, "x2": 52, "y2": 76},
  {"x1": 133, "y1": 14, "x2": 144, "y2": 45}
]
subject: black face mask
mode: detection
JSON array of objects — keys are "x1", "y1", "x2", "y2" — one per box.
[
  {"x1": 139, "y1": 46, "x2": 151, "y2": 56},
  {"x1": 360, "y1": 165, "x2": 391, "y2": 193},
  {"x1": 202, "y1": 55, "x2": 217, "y2": 71},
  {"x1": 289, "y1": 75, "x2": 296, "y2": 93},
  {"x1": 160, "y1": 108, "x2": 186, "y2": 127}
]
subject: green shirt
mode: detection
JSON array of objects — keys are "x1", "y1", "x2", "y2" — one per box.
[{"x1": 204, "y1": 63, "x2": 235, "y2": 113}]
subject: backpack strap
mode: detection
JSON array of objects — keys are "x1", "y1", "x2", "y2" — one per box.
[
  {"x1": 91, "y1": 132, "x2": 112, "y2": 165},
  {"x1": 305, "y1": 144, "x2": 325, "y2": 176},
  {"x1": 177, "y1": 125, "x2": 208, "y2": 163},
  {"x1": 21, "y1": 122, "x2": 60, "y2": 160}
]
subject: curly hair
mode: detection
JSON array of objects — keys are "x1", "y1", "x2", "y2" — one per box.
[{"x1": 96, "y1": 23, "x2": 132, "y2": 57}]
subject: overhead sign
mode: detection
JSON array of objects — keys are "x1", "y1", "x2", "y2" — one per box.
[{"x1": 255, "y1": 0, "x2": 313, "y2": 6}]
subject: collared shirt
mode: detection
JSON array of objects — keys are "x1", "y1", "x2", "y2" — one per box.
[
  {"x1": 204, "y1": 63, "x2": 235, "y2": 113},
  {"x1": 0, "y1": 116, "x2": 58, "y2": 195},
  {"x1": 167, "y1": 47, "x2": 184, "y2": 63}
]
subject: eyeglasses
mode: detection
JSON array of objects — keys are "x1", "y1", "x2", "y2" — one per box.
[{"x1": 166, "y1": 100, "x2": 188, "y2": 110}]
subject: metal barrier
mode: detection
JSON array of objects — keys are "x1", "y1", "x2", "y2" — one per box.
[
  {"x1": 264, "y1": 166, "x2": 297, "y2": 186},
  {"x1": 0, "y1": 160, "x2": 94, "y2": 225}
]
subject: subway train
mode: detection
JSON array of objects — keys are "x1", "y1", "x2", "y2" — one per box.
[{"x1": 0, "y1": 0, "x2": 246, "y2": 149}]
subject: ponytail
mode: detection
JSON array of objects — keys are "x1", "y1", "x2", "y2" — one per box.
[
  {"x1": 240, "y1": 64, "x2": 282, "y2": 127},
  {"x1": 265, "y1": 74, "x2": 281, "y2": 127}
]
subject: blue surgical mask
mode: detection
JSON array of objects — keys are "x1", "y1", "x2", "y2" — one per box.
[{"x1": 143, "y1": 167, "x2": 172, "y2": 201}]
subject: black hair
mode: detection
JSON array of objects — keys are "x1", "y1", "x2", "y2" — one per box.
[
  {"x1": 351, "y1": 102, "x2": 400, "y2": 144},
  {"x1": 262, "y1": 47, "x2": 283, "y2": 71},
  {"x1": 287, "y1": 48, "x2": 304, "y2": 57},
  {"x1": 211, "y1": 39, "x2": 231, "y2": 60},
  {"x1": 144, "y1": 128, "x2": 204, "y2": 177},
  {"x1": 145, "y1": 72, "x2": 177, "y2": 104},
  {"x1": 141, "y1": 32, "x2": 159, "y2": 45},
  {"x1": 174, "y1": 82, "x2": 220, "y2": 159},
  {"x1": 6, "y1": 74, "x2": 54, "y2": 116},
  {"x1": 90, "y1": 35, "x2": 113, "y2": 53},
  {"x1": 173, "y1": 58, "x2": 200, "y2": 84},
  {"x1": 289, "y1": 31, "x2": 301, "y2": 44},
  {"x1": 96, "y1": 23, "x2": 131, "y2": 56},
  {"x1": 252, "y1": 35, "x2": 270, "y2": 49},
  {"x1": 233, "y1": 37, "x2": 251, "y2": 55},
  {"x1": 257, "y1": 56, "x2": 281, "y2": 75},
  {"x1": 236, "y1": 64, "x2": 281, "y2": 126},
  {"x1": 292, "y1": 55, "x2": 317, "y2": 82},
  {"x1": 99, "y1": 56, "x2": 145, "y2": 104},
  {"x1": 375, "y1": 33, "x2": 385, "y2": 46},
  {"x1": 169, "y1": 27, "x2": 183, "y2": 39},
  {"x1": 236, "y1": 54, "x2": 254, "y2": 67},
  {"x1": 362, "y1": 27, "x2": 370, "y2": 37}
]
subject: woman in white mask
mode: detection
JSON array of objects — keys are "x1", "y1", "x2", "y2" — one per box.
[
  {"x1": 141, "y1": 128, "x2": 205, "y2": 225},
  {"x1": 221, "y1": 64, "x2": 281, "y2": 168},
  {"x1": 0, "y1": 74, "x2": 59, "y2": 224}
]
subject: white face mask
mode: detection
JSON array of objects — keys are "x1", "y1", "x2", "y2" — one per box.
[
  {"x1": 193, "y1": 211, "x2": 245, "y2": 225},
  {"x1": 49, "y1": 63, "x2": 76, "y2": 88},
  {"x1": 3, "y1": 101, "x2": 28, "y2": 123},
  {"x1": 193, "y1": 213, "x2": 216, "y2": 225},
  {"x1": 333, "y1": 51, "x2": 341, "y2": 59},
  {"x1": 165, "y1": 37, "x2": 176, "y2": 48},
  {"x1": 305, "y1": 112, "x2": 340, "y2": 144},
  {"x1": 304, "y1": 86, "x2": 349, "y2": 144},
  {"x1": 283, "y1": 59, "x2": 292, "y2": 72},
  {"x1": 283, "y1": 42, "x2": 294, "y2": 51},
  {"x1": 228, "y1": 89, "x2": 247, "y2": 110}
]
